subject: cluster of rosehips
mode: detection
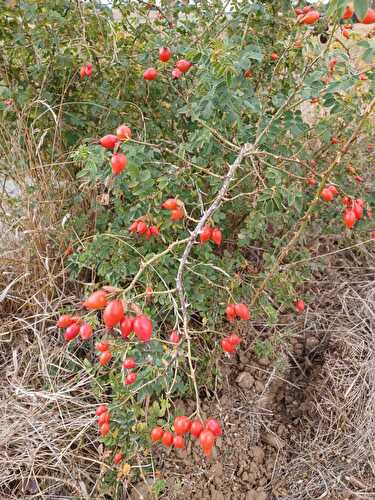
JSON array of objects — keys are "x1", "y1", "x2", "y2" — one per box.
[
  {"x1": 150, "y1": 416, "x2": 222, "y2": 457},
  {"x1": 225, "y1": 303, "x2": 251, "y2": 322},
  {"x1": 129, "y1": 219, "x2": 160, "y2": 239},
  {"x1": 82, "y1": 290, "x2": 153, "y2": 342},
  {"x1": 56, "y1": 315, "x2": 93, "y2": 341},
  {"x1": 342, "y1": 197, "x2": 365, "y2": 229},
  {"x1": 95, "y1": 340, "x2": 112, "y2": 366},
  {"x1": 79, "y1": 62, "x2": 92, "y2": 78},
  {"x1": 57, "y1": 289, "x2": 153, "y2": 352},
  {"x1": 143, "y1": 47, "x2": 192, "y2": 81},
  {"x1": 200, "y1": 225, "x2": 222, "y2": 246},
  {"x1": 321, "y1": 184, "x2": 339, "y2": 202},
  {"x1": 57, "y1": 290, "x2": 154, "y2": 385},
  {"x1": 122, "y1": 357, "x2": 138, "y2": 385},
  {"x1": 221, "y1": 333, "x2": 241, "y2": 354},
  {"x1": 99, "y1": 123, "x2": 132, "y2": 175},
  {"x1": 321, "y1": 186, "x2": 367, "y2": 230},
  {"x1": 104, "y1": 299, "x2": 153, "y2": 343},
  {"x1": 295, "y1": 5, "x2": 320, "y2": 25},
  {"x1": 96, "y1": 404, "x2": 110, "y2": 437},
  {"x1": 162, "y1": 198, "x2": 184, "y2": 221},
  {"x1": 295, "y1": 4, "x2": 375, "y2": 25}
]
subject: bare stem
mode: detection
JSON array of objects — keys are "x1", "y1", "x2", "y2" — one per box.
[{"x1": 176, "y1": 143, "x2": 255, "y2": 414}]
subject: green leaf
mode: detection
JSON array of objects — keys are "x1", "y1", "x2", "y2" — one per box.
[
  {"x1": 238, "y1": 44, "x2": 263, "y2": 68},
  {"x1": 354, "y1": 0, "x2": 369, "y2": 20},
  {"x1": 126, "y1": 163, "x2": 140, "y2": 177},
  {"x1": 139, "y1": 169, "x2": 151, "y2": 182}
]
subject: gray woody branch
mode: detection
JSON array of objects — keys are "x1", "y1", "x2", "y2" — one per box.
[{"x1": 175, "y1": 142, "x2": 254, "y2": 413}]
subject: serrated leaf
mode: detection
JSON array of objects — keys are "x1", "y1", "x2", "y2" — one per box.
[{"x1": 139, "y1": 169, "x2": 151, "y2": 182}]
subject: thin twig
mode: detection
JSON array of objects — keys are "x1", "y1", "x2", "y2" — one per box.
[{"x1": 124, "y1": 237, "x2": 190, "y2": 295}]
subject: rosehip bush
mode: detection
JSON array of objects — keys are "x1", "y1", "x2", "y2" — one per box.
[{"x1": 2, "y1": 0, "x2": 374, "y2": 494}]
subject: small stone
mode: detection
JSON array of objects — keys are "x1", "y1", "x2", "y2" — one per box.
[
  {"x1": 251, "y1": 446, "x2": 265, "y2": 464},
  {"x1": 236, "y1": 372, "x2": 255, "y2": 389},
  {"x1": 255, "y1": 380, "x2": 265, "y2": 393},
  {"x1": 246, "y1": 490, "x2": 257, "y2": 500},
  {"x1": 306, "y1": 336, "x2": 319, "y2": 350},
  {"x1": 258, "y1": 357, "x2": 270, "y2": 366}
]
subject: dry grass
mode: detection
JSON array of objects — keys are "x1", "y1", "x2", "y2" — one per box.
[
  {"x1": 275, "y1": 262, "x2": 375, "y2": 499},
  {"x1": 0, "y1": 108, "x2": 102, "y2": 498},
  {"x1": 0, "y1": 252, "x2": 103, "y2": 496},
  {"x1": 0, "y1": 310, "x2": 100, "y2": 498}
]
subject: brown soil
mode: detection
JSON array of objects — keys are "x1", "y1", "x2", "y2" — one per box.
[{"x1": 155, "y1": 325, "x2": 323, "y2": 500}]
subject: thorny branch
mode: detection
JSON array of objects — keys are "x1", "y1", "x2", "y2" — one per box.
[{"x1": 175, "y1": 143, "x2": 255, "y2": 414}]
